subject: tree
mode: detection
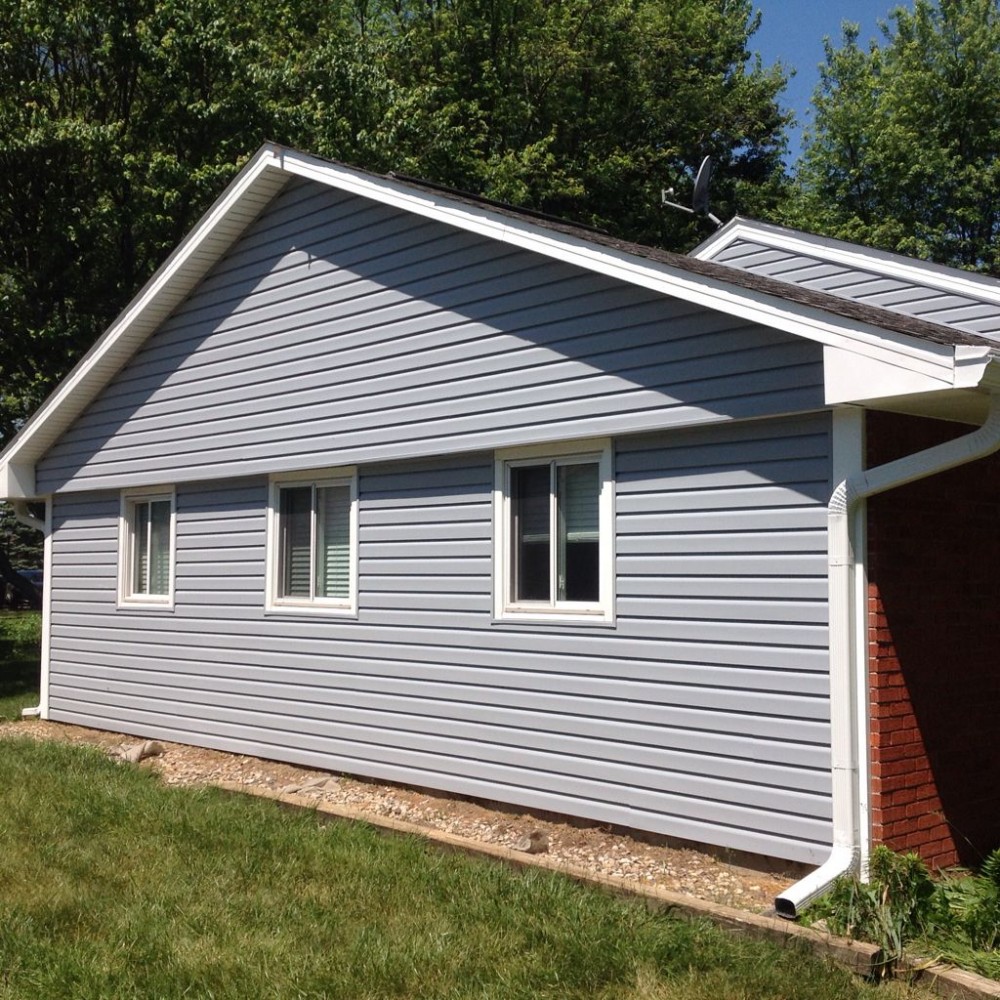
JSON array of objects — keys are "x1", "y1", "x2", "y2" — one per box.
[
  {"x1": 0, "y1": 0, "x2": 326, "y2": 444},
  {"x1": 0, "y1": 0, "x2": 791, "y2": 454},
  {"x1": 301, "y1": 0, "x2": 790, "y2": 250},
  {"x1": 0, "y1": 504, "x2": 43, "y2": 609},
  {"x1": 787, "y1": 0, "x2": 1000, "y2": 274}
]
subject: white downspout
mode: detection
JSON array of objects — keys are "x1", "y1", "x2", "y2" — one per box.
[
  {"x1": 775, "y1": 390, "x2": 1000, "y2": 919},
  {"x1": 10, "y1": 499, "x2": 50, "y2": 720}
]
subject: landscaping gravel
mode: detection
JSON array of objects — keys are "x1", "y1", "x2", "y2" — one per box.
[{"x1": 1, "y1": 719, "x2": 796, "y2": 914}]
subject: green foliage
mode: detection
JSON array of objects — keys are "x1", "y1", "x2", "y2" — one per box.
[
  {"x1": 0, "y1": 611, "x2": 41, "y2": 719},
  {"x1": 0, "y1": 736, "x2": 913, "y2": 1000},
  {"x1": 934, "y1": 848, "x2": 1000, "y2": 970},
  {"x1": 0, "y1": 0, "x2": 791, "y2": 448},
  {"x1": 0, "y1": 505, "x2": 42, "y2": 570},
  {"x1": 787, "y1": 0, "x2": 1000, "y2": 274},
  {"x1": 810, "y1": 845, "x2": 1000, "y2": 981},
  {"x1": 812, "y1": 846, "x2": 945, "y2": 975},
  {"x1": 0, "y1": 612, "x2": 42, "y2": 650}
]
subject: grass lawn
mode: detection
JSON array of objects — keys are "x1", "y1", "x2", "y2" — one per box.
[
  {"x1": 0, "y1": 737, "x2": 934, "y2": 1000},
  {"x1": 0, "y1": 611, "x2": 40, "y2": 720}
]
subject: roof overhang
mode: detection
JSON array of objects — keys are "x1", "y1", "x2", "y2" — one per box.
[{"x1": 2, "y1": 146, "x2": 998, "y2": 499}]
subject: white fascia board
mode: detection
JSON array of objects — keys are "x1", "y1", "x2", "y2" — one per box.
[
  {"x1": 691, "y1": 217, "x2": 1000, "y2": 306},
  {"x1": 0, "y1": 462, "x2": 35, "y2": 500},
  {"x1": 827, "y1": 342, "x2": 1000, "y2": 405},
  {"x1": 0, "y1": 145, "x2": 981, "y2": 501},
  {"x1": 0, "y1": 145, "x2": 290, "y2": 497},
  {"x1": 689, "y1": 216, "x2": 747, "y2": 260},
  {"x1": 280, "y1": 151, "x2": 957, "y2": 383}
]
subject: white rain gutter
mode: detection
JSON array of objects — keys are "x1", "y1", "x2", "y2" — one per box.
[
  {"x1": 775, "y1": 388, "x2": 1000, "y2": 918},
  {"x1": 9, "y1": 499, "x2": 49, "y2": 719}
]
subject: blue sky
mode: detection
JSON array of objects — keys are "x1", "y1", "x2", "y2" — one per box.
[{"x1": 751, "y1": 1, "x2": 913, "y2": 161}]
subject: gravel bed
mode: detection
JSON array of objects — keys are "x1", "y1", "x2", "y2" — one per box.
[{"x1": 1, "y1": 719, "x2": 796, "y2": 913}]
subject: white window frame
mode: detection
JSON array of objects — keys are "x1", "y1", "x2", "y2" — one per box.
[
  {"x1": 118, "y1": 488, "x2": 176, "y2": 609},
  {"x1": 265, "y1": 467, "x2": 359, "y2": 616},
  {"x1": 493, "y1": 439, "x2": 614, "y2": 624}
]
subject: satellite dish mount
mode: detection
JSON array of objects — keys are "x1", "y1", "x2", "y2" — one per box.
[{"x1": 662, "y1": 156, "x2": 722, "y2": 228}]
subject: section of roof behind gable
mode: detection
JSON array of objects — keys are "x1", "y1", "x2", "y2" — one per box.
[{"x1": 694, "y1": 217, "x2": 1000, "y2": 341}]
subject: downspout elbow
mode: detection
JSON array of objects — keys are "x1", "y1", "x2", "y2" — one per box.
[{"x1": 775, "y1": 845, "x2": 859, "y2": 919}]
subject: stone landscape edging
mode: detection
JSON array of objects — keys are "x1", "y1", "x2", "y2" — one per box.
[{"x1": 216, "y1": 781, "x2": 1000, "y2": 998}]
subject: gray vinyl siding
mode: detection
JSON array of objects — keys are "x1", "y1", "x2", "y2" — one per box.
[
  {"x1": 711, "y1": 238, "x2": 1000, "y2": 338},
  {"x1": 47, "y1": 412, "x2": 833, "y2": 864},
  {"x1": 36, "y1": 180, "x2": 823, "y2": 495}
]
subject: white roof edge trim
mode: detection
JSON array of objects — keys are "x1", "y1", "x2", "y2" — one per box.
[
  {"x1": 692, "y1": 217, "x2": 1000, "y2": 306},
  {"x1": 955, "y1": 347, "x2": 1000, "y2": 390},
  {"x1": 0, "y1": 145, "x2": 288, "y2": 495},
  {"x1": 278, "y1": 150, "x2": 955, "y2": 380},
  {"x1": 0, "y1": 145, "x2": 981, "y2": 497}
]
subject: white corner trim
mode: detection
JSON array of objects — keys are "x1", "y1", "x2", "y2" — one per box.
[{"x1": 39, "y1": 498, "x2": 53, "y2": 719}]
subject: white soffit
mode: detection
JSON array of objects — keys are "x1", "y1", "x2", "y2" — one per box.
[{"x1": 0, "y1": 145, "x2": 986, "y2": 497}]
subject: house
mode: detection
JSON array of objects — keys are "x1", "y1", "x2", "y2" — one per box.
[{"x1": 3, "y1": 145, "x2": 999, "y2": 918}]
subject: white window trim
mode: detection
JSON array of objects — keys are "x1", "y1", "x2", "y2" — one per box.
[
  {"x1": 117, "y1": 487, "x2": 176, "y2": 610},
  {"x1": 265, "y1": 467, "x2": 359, "y2": 616},
  {"x1": 493, "y1": 439, "x2": 615, "y2": 624}
]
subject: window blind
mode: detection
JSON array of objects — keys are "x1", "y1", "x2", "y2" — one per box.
[{"x1": 316, "y1": 484, "x2": 351, "y2": 599}]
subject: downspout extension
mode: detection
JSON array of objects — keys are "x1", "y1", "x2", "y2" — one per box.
[{"x1": 775, "y1": 391, "x2": 1000, "y2": 919}]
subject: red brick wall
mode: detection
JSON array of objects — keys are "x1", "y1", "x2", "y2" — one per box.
[{"x1": 867, "y1": 411, "x2": 1000, "y2": 869}]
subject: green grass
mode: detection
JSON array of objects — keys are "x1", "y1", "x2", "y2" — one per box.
[
  {"x1": 0, "y1": 737, "x2": 933, "y2": 1000},
  {"x1": 0, "y1": 611, "x2": 40, "y2": 719}
]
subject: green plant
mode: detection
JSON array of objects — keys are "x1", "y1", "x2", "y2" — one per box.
[
  {"x1": 0, "y1": 611, "x2": 40, "y2": 719},
  {"x1": 940, "y1": 848, "x2": 1000, "y2": 952},
  {"x1": 811, "y1": 846, "x2": 947, "y2": 976},
  {"x1": 0, "y1": 612, "x2": 41, "y2": 649}
]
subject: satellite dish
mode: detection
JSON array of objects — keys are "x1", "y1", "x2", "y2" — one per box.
[
  {"x1": 692, "y1": 156, "x2": 713, "y2": 215},
  {"x1": 661, "y1": 155, "x2": 723, "y2": 228}
]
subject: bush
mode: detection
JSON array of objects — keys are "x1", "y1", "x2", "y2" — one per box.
[
  {"x1": 812, "y1": 846, "x2": 947, "y2": 975},
  {"x1": 940, "y1": 849, "x2": 1000, "y2": 952},
  {"x1": 0, "y1": 612, "x2": 41, "y2": 651},
  {"x1": 810, "y1": 845, "x2": 1000, "y2": 979}
]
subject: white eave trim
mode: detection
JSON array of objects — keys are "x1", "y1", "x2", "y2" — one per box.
[
  {"x1": 0, "y1": 144, "x2": 291, "y2": 498},
  {"x1": 692, "y1": 216, "x2": 1000, "y2": 307},
  {"x1": 0, "y1": 146, "x2": 986, "y2": 497},
  {"x1": 279, "y1": 151, "x2": 959, "y2": 385}
]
